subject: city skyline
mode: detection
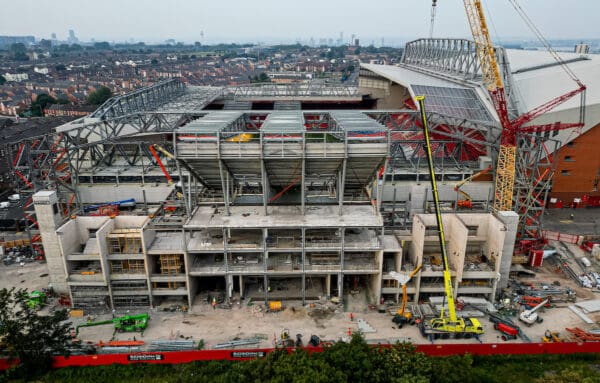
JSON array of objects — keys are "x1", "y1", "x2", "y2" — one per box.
[{"x1": 0, "y1": 0, "x2": 597, "y2": 45}]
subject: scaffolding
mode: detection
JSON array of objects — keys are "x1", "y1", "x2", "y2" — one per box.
[
  {"x1": 156, "y1": 254, "x2": 184, "y2": 289},
  {"x1": 110, "y1": 259, "x2": 145, "y2": 274},
  {"x1": 106, "y1": 230, "x2": 143, "y2": 254},
  {"x1": 70, "y1": 285, "x2": 110, "y2": 311}
]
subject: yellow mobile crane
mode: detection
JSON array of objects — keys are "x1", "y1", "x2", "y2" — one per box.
[{"x1": 415, "y1": 96, "x2": 484, "y2": 340}]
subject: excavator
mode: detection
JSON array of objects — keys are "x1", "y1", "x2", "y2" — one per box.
[
  {"x1": 415, "y1": 96, "x2": 484, "y2": 340},
  {"x1": 390, "y1": 264, "x2": 422, "y2": 328}
]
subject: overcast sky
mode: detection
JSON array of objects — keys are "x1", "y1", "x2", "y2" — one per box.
[{"x1": 0, "y1": 1, "x2": 596, "y2": 45}]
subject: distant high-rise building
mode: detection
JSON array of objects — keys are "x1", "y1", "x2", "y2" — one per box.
[
  {"x1": 0, "y1": 35, "x2": 35, "y2": 49},
  {"x1": 51, "y1": 33, "x2": 57, "y2": 40},
  {"x1": 575, "y1": 43, "x2": 590, "y2": 54},
  {"x1": 354, "y1": 38, "x2": 360, "y2": 47},
  {"x1": 67, "y1": 29, "x2": 78, "y2": 44}
]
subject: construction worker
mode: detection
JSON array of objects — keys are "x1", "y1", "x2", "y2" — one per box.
[
  {"x1": 211, "y1": 297, "x2": 217, "y2": 310},
  {"x1": 349, "y1": 312, "x2": 354, "y2": 322}
]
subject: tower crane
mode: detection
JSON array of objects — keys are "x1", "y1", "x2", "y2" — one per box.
[
  {"x1": 415, "y1": 96, "x2": 484, "y2": 340},
  {"x1": 429, "y1": 0, "x2": 438, "y2": 38},
  {"x1": 462, "y1": 0, "x2": 586, "y2": 213}
]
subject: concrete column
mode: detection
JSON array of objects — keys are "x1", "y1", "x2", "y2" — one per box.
[
  {"x1": 497, "y1": 211, "x2": 519, "y2": 292},
  {"x1": 338, "y1": 272, "x2": 343, "y2": 302},
  {"x1": 326, "y1": 274, "x2": 331, "y2": 298},
  {"x1": 226, "y1": 274, "x2": 233, "y2": 302},
  {"x1": 33, "y1": 191, "x2": 68, "y2": 294},
  {"x1": 261, "y1": 160, "x2": 269, "y2": 216},
  {"x1": 239, "y1": 275, "x2": 244, "y2": 298},
  {"x1": 218, "y1": 160, "x2": 230, "y2": 216},
  {"x1": 338, "y1": 158, "x2": 347, "y2": 216}
]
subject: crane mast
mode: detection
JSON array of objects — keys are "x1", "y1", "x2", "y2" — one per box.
[{"x1": 463, "y1": 0, "x2": 515, "y2": 212}]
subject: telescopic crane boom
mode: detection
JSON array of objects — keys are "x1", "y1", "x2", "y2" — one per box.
[{"x1": 416, "y1": 96, "x2": 484, "y2": 339}]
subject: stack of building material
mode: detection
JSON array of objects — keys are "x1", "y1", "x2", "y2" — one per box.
[
  {"x1": 97, "y1": 346, "x2": 142, "y2": 354},
  {"x1": 212, "y1": 338, "x2": 262, "y2": 349},
  {"x1": 357, "y1": 318, "x2": 376, "y2": 333},
  {"x1": 566, "y1": 327, "x2": 600, "y2": 342},
  {"x1": 428, "y1": 296, "x2": 494, "y2": 317},
  {"x1": 149, "y1": 339, "x2": 196, "y2": 351}
]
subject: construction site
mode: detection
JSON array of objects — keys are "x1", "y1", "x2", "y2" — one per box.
[{"x1": 2, "y1": 0, "x2": 600, "y2": 357}]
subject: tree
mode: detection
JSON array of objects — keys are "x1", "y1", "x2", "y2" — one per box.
[
  {"x1": 9, "y1": 43, "x2": 29, "y2": 61},
  {"x1": 0, "y1": 288, "x2": 73, "y2": 379},
  {"x1": 27, "y1": 93, "x2": 57, "y2": 117},
  {"x1": 88, "y1": 86, "x2": 112, "y2": 105},
  {"x1": 93, "y1": 42, "x2": 111, "y2": 50},
  {"x1": 0, "y1": 74, "x2": 5, "y2": 85}
]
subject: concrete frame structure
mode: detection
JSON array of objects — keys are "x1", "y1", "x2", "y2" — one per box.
[{"x1": 24, "y1": 37, "x2": 598, "y2": 310}]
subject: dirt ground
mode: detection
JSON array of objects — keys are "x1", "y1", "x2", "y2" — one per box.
[
  {"x1": 0, "y1": 262, "x2": 50, "y2": 292},
  {"x1": 2, "y1": 252, "x2": 599, "y2": 349}
]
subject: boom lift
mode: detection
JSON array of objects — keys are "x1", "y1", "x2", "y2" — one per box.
[
  {"x1": 518, "y1": 298, "x2": 548, "y2": 326},
  {"x1": 453, "y1": 166, "x2": 492, "y2": 209},
  {"x1": 75, "y1": 313, "x2": 150, "y2": 337},
  {"x1": 415, "y1": 96, "x2": 484, "y2": 340},
  {"x1": 390, "y1": 264, "x2": 422, "y2": 327}
]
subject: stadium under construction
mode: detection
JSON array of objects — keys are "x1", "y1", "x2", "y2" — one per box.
[{"x1": 3, "y1": 37, "x2": 600, "y2": 312}]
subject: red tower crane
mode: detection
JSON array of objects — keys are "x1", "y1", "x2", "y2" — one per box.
[{"x1": 462, "y1": 0, "x2": 586, "y2": 213}]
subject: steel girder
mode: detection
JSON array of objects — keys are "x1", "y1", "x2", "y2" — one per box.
[
  {"x1": 6, "y1": 131, "x2": 76, "y2": 255},
  {"x1": 367, "y1": 109, "x2": 500, "y2": 170},
  {"x1": 401, "y1": 38, "x2": 481, "y2": 80},
  {"x1": 89, "y1": 78, "x2": 186, "y2": 120},
  {"x1": 227, "y1": 82, "x2": 359, "y2": 99},
  {"x1": 401, "y1": 38, "x2": 520, "y2": 118}
]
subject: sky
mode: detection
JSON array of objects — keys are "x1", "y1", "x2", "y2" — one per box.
[{"x1": 0, "y1": 0, "x2": 597, "y2": 45}]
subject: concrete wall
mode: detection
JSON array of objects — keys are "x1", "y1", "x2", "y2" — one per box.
[
  {"x1": 113, "y1": 215, "x2": 149, "y2": 230},
  {"x1": 57, "y1": 217, "x2": 110, "y2": 256},
  {"x1": 77, "y1": 185, "x2": 174, "y2": 204},
  {"x1": 95, "y1": 218, "x2": 114, "y2": 285},
  {"x1": 485, "y1": 215, "x2": 505, "y2": 273},
  {"x1": 359, "y1": 78, "x2": 411, "y2": 109},
  {"x1": 382, "y1": 182, "x2": 493, "y2": 216},
  {"x1": 57, "y1": 220, "x2": 80, "y2": 257},
  {"x1": 496, "y1": 211, "x2": 519, "y2": 290},
  {"x1": 447, "y1": 215, "x2": 467, "y2": 282},
  {"x1": 33, "y1": 191, "x2": 68, "y2": 294}
]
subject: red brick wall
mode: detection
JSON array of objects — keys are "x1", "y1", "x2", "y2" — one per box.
[{"x1": 549, "y1": 123, "x2": 600, "y2": 206}]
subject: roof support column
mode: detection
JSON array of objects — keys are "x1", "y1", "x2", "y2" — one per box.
[
  {"x1": 218, "y1": 160, "x2": 229, "y2": 216},
  {"x1": 261, "y1": 159, "x2": 268, "y2": 216},
  {"x1": 338, "y1": 159, "x2": 347, "y2": 216},
  {"x1": 377, "y1": 157, "x2": 388, "y2": 214},
  {"x1": 301, "y1": 131, "x2": 306, "y2": 215}
]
